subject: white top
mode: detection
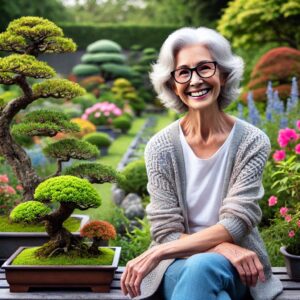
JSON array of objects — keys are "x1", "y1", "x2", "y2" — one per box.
[{"x1": 179, "y1": 122, "x2": 236, "y2": 233}]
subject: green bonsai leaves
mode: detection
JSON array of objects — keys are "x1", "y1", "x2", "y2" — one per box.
[{"x1": 34, "y1": 176, "x2": 101, "y2": 209}]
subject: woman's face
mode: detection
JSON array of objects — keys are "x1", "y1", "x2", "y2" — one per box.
[{"x1": 172, "y1": 44, "x2": 224, "y2": 111}]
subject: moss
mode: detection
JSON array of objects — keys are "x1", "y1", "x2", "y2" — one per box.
[
  {"x1": 34, "y1": 175, "x2": 101, "y2": 208},
  {"x1": 10, "y1": 201, "x2": 51, "y2": 223},
  {"x1": 0, "y1": 215, "x2": 80, "y2": 232},
  {"x1": 12, "y1": 246, "x2": 114, "y2": 265}
]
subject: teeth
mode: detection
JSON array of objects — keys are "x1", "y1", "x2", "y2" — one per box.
[{"x1": 190, "y1": 89, "x2": 209, "y2": 97}]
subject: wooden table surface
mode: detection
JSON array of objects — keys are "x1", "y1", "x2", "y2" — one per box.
[{"x1": 0, "y1": 266, "x2": 299, "y2": 299}]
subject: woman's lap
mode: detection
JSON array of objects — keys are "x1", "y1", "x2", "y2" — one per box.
[{"x1": 162, "y1": 253, "x2": 248, "y2": 300}]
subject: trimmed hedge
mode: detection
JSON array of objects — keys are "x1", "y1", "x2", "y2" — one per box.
[{"x1": 59, "y1": 23, "x2": 179, "y2": 50}]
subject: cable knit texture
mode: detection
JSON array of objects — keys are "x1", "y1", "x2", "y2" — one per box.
[{"x1": 136, "y1": 117, "x2": 283, "y2": 300}]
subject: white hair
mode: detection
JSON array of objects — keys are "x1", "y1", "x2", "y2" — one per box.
[{"x1": 149, "y1": 27, "x2": 244, "y2": 112}]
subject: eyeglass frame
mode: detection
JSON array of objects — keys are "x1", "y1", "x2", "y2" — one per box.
[{"x1": 170, "y1": 61, "x2": 218, "y2": 84}]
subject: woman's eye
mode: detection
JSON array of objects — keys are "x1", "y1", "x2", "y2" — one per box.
[{"x1": 178, "y1": 69, "x2": 190, "y2": 76}]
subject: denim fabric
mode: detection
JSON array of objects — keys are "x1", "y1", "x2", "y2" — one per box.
[{"x1": 162, "y1": 253, "x2": 248, "y2": 300}]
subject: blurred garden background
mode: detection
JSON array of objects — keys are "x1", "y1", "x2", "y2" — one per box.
[{"x1": 0, "y1": 0, "x2": 300, "y2": 266}]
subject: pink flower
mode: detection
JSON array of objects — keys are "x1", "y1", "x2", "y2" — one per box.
[
  {"x1": 81, "y1": 114, "x2": 88, "y2": 120},
  {"x1": 288, "y1": 230, "x2": 295, "y2": 238},
  {"x1": 104, "y1": 111, "x2": 110, "y2": 116},
  {"x1": 296, "y1": 120, "x2": 300, "y2": 130},
  {"x1": 273, "y1": 150, "x2": 286, "y2": 161},
  {"x1": 295, "y1": 144, "x2": 300, "y2": 154},
  {"x1": 285, "y1": 215, "x2": 292, "y2": 222},
  {"x1": 297, "y1": 220, "x2": 300, "y2": 228},
  {"x1": 268, "y1": 196, "x2": 278, "y2": 206},
  {"x1": 0, "y1": 174, "x2": 9, "y2": 183},
  {"x1": 16, "y1": 185, "x2": 23, "y2": 191},
  {"x1": 280, "y1": 207, "x2": 288, "y2": 216},
  {"x1": 113, "y1": 108, "x2": 122, "y2": 116},
  {"x1": 94, "y1": 112, "x2": 101, "y2": 118},
  {"x1": 278, "y1": 128, "x2": 298, "y2": 147},
  {"x1": 4, "y1": 186, "x2": 16, "y2": 194}
]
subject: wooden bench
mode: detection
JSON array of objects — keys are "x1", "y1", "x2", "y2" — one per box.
[{"x1": 0, "y1": 267, "x2": 299, "y2": 299}]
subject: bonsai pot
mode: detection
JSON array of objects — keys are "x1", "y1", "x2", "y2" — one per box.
[
  {"x1": 0, "y1": 214, "x2": 89, "y2": 264},
  {"x1": 280, "y1": 246, "x2": 300, "y2": 281},
  {"x1": 2, "y1": 246, "x2": 121, "y2": 293}
]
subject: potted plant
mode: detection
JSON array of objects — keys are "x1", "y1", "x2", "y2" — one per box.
[
  {"x1": 268, "y1": 122, "x2": 300, "y2": 280},
  {"x1": 83, "y1": 132, "x2": 112, "y2": 156},
  {"x1": 2, "y1": 175, "x2": 121, "y2": 292}
]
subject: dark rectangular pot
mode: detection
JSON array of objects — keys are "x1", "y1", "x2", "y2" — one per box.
[
  {"x1": 2, "y1": 246, "x2": 121, "y2": 293},
  {"x1": 0, "y1": 214, "x2": 89, "y2": 264}
]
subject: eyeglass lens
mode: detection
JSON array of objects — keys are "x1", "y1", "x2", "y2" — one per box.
[{"x1": 173, "y1": 62, "x2": 216, "y2": 83}]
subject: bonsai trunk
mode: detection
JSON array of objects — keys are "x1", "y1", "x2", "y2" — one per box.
[
  {"x1": 36, "y1": 202, "x2": 81, "y2": 258},
  {"x1": 88, "y1": 238, "x2": 102, "y2": 256},
  {"x1": 0, "y1": 126, "x2": 41, "y2": 200}
]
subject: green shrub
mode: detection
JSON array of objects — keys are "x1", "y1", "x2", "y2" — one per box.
[
  {"x1": 118, "y1": 159, "x2": 148, "y2": 196},
  {"x1": 142, "y1": 48, "x2": 157, "y2": 55},
  {"x1": 10, "y1": 201, "x2": 51, "y2": 224},
  {"x1": 87, "y1": 39, "x2": 122, "y2": 53},
  {"x1": 112, "y1": 116, "x2": 132, "y2": 134},
  {"x1": 72, "y1": 64, "x2": 99, "y2": 76},
  {"x1": 83, "y1": 132, "x2": 112, "y2": 148},
  {"x1": 100, "y1": 63, "x2": 137, "y2": 79},
  {"x1": 72, "y1": 93, "x2": 97, "y2": 111},
  {"x1": 81, "y1": 53, "x2": 126, "y2": 64}
]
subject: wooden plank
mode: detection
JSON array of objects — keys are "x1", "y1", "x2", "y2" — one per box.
[
  {"x1": 272, "y1": 267, "x2": 288, "y2": 273},
  {"x1": 282, "y1": 281, "x2": 300, "y2": 289},
  {"x1": 275, "y1": 290, "x2": 300, "y2": 300}
]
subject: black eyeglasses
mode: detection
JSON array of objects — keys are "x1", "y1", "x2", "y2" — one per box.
[{"x1": 171, "y1": 61, "x2": 217, "y2": 84}]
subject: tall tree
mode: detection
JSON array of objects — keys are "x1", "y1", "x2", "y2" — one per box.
[{"x1": 218, "y1": 0, "x2": 300, "y2": 50}]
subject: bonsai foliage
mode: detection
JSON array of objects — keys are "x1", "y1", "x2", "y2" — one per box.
[
  {"x1": 10, "y1": 176, "x2": 102, "y2": 258},
  {"x1": 112, "y1": 116, "x2": 132, "y2": 134},
  {"x1": 242, "y1": 47, "x2": 300, "y2": 102},
  {"x1": 83, "y1": 132, "x2": 112, "y2": 148},
  {"x1": 80, "y1": 220, "x2": 116, "y2": 256},
  {"x1": 0, "y1": 16, "x2": 86, "y2": 200}
]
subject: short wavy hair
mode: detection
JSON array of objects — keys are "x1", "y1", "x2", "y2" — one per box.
[{"x1": 149, "y1": 27, "x2": 244, "y2": 112}]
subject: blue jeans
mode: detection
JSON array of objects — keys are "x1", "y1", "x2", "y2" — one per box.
[{"x1": 162, "y1": 253, "x2": 248, "y2": 300}]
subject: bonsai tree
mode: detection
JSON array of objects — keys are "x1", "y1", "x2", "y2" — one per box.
[
  {"x1": 9, "y1": 175, "x2": 120, "y2": 258},
  {"x1": 80, "y1": 220, "x2": 116, "y2": 256},
  {"x1": 0, "y1": 17, "x2": 119, "y2": 202}
]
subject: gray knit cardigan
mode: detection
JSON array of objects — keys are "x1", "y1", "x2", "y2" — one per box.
[{"x1": 137, "y1": 117, "x2": 283, "y2": 300}]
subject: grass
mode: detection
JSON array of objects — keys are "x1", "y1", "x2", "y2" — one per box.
[
  {"x1": 0, "y1": 215, "x2": 80, "y2": 232},
  {"x1": 12, "y1": 246, "x2": 114, "y2": 265}
]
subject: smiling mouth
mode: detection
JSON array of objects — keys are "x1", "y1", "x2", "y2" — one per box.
[{"x1": 187, "y1": 88, "x2": 211, "y2": 97}]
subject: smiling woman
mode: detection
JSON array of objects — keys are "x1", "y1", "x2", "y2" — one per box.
[{"x1": 120, "y1": 27, "x2": 283, "y2": 300}]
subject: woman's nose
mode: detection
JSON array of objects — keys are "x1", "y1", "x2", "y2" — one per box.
[{"x1": 190, "y1": 70, "x2": 204, "y2": 85}]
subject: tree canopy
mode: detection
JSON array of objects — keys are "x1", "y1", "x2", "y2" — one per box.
[{"x1": 218, "y1": 0, "x2": 300, "y2": 50}]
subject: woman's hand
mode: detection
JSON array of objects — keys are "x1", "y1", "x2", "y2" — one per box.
[
  {"x1": 211, "y1": 242, "x2": 265, "y2": 287},
  {"x1": 121, "y1": 245, "x2": 162, "y2": 298}
]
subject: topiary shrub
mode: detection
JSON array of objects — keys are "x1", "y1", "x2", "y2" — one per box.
[
  {"x1": 82, "y1": 53, "x2": 126, "y2": 64},
  {"x1": 72, "y1": 64, "x2": 100, "y2": 77},
  {"x1": 112, "y1": 116, "x2": 132, "y2": 134},
  {"x1": 80, "y1": 220, "x2": 116, "y2": 256},
  {"x1": 72, "y1": 93, "x2": 97, "y2": 111},
  {"x1": 83, "y1": 132, "x2": 112, "y2": 148},
  {"x1": 87, "y1": 40, "x2": 122, "y2": 54},
  {"x1": 118, "y1": 160, "x2": 148, "y2": 196},
  {"x1": 242, "y1": 47, "x2": 300, "y2": 103}
]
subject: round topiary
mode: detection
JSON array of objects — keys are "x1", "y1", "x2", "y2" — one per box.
[
  {"x1": 242, "y1": 47, "x2": 300, "y2": 102},
  {"x1": 72, "y1": 93, "x2": 97, "y2": 110},
  {"x1": 72, "y1": 64, "x2": 99, "y2": 77},
  {"x1": 118, "y1": 160, "x2": 148, "y2": 196},
  {"x1": 100, "y1": 63, "x2": 137, "y2": 79},
  {"x1": 83, "y1": 132, "x2": 112, "y2": 148},
  {"x1": 112, "y1": 116, "x2": 132, "y2": 134},
  {"x1": 10, "y1": 201, "x2": 51, "y2": 223},
  {"x1": 87, "y1": 40, "x2": 122, "y2": 54},
  {"x1": 81, "y1": 53, "x2": 126, "y2": 64},
  {"x1": 34, "y1": 175, "x2": 101, "y2": 208}
]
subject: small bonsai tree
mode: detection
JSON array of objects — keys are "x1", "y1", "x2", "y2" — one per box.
[
  {"x1": 9, "y1": 175, "x2": 118, "y2": 258},
  {"x1": 112, "y1": 116, "x2": 132, "y2": 134},
  {"x1": 80, "y1": 220, "x2": 116, "y2": 256}
]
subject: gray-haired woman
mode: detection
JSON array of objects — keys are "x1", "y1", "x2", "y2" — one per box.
[{"x1": 120, "y1": 27, "x2": 283, "y2": 300}]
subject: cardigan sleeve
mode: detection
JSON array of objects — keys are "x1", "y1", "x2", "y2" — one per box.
[
  {"x1": 218, "y1": 131, "x2": 271, "y2": 244},
  {"x1": 144, "y1": 138, "x2": 185, "y2": 244}
]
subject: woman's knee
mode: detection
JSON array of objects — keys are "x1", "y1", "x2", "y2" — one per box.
[{"x1": 183, "y1": 253, "x2": 230, "y2": 276}]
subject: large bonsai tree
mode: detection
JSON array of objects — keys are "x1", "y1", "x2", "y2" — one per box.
[
  {"x1": 0, "y1": 17, "x2": 119, "y2": 201},
  {"x1": 10, "y1": 175, "x2": 118, "y2": 257}
]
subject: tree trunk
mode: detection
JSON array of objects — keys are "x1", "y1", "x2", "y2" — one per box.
[{"x1": 0, "y1": 126, "x2": 41, "y2": 200}]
